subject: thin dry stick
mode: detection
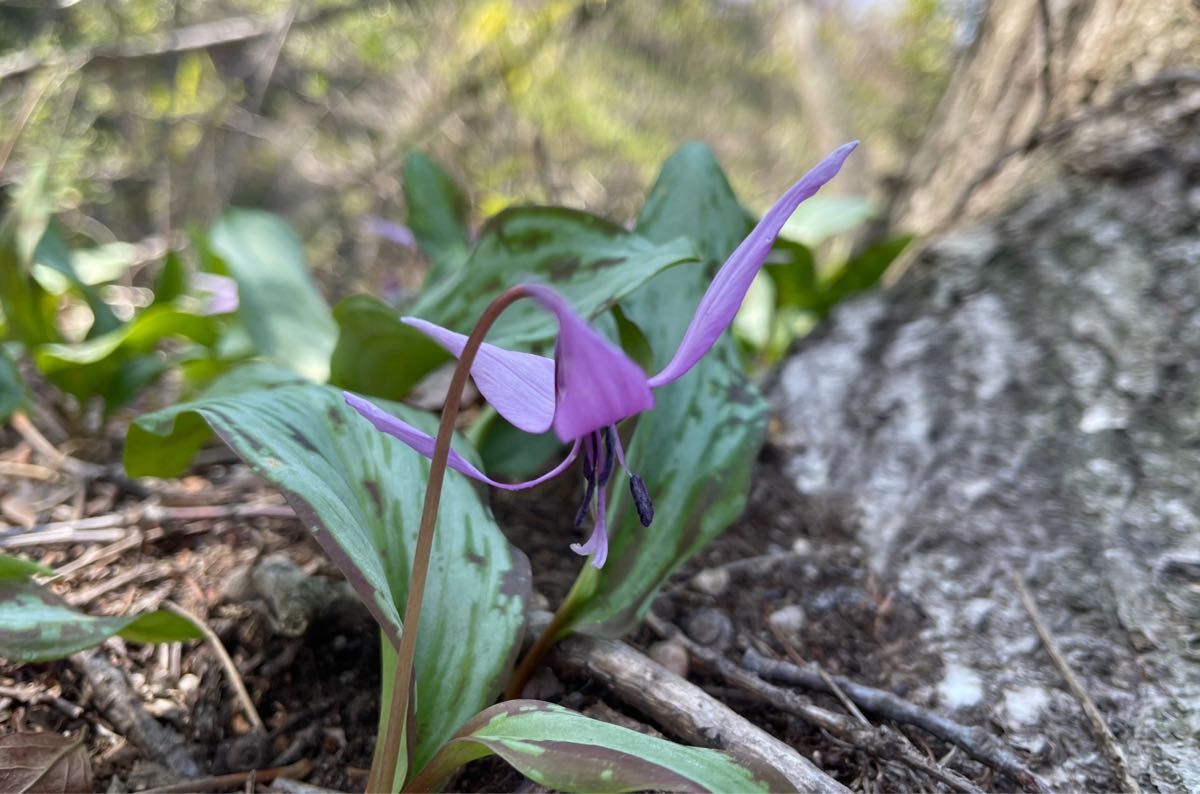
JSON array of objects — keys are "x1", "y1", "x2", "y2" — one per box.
[
  {"x1": 0, "y1": 460, "x2": 64, "y2": 482},
  {"x1": 368, "y1": 286, "x2": 530, "y2": 794},
  {"x1": 535, "y1": 613, "x2": 847, "y2": 793},
  {"x1": 163, "y1": 600, "x2": 265, "y2": 735},
  {"x1": 767, "y1": 619, "x2": 870, "y2": 726},
  {"x1": 743, "y1": 648, "x2": 1051, "y2": 794},
  {"x1": 1011, "y1": 569, "x2": 1140, "y2": 794},
  {"x1": 646, "y1": 613, "x2": 985, "y2": 794},
  {"x1": 141, "y1": 758, "x2": 313, "y2": 793}
]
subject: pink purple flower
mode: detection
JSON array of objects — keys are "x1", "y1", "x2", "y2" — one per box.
[{"x1": 345, "y1": 142, "x2": 858, "y2": 567}]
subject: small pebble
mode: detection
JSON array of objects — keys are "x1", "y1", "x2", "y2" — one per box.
[
  {"x1": 791, "y1": 537, "x2": 814, "y2": 556},
  {"x1": 690, "y1": 567, "x2": 730, "y2": 597},
  {"x1": 768, "y1": 604, "x2": 807, "y2": 636},
  {"x1": 648, "y1": 640, "x2": 689, "y2": 678},
  {"x1": 682, "y1": 607, "x2": 733, "y2": 650},
  {"x1": 177, "y1": 673, "x2": 200, "y2": 694}
]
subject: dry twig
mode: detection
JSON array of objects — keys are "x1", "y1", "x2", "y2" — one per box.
[
  {"x1": 533, "y1": 612, "x2": 848, "y2": 793},
  {"x1": 141, "y1": 759, "x2": 313, "y2": 793},
  {"x1": 645, "y1": 613, "x2": 985, "y2": 794},
  {"x1": 163, "y1": 601, "x2": 265, "y2": 735},
  {"x1": 1012, "y1": 569, "x2": 1140, "y2": 793},
  {"x1": 743, "y1": 647, "x2": 1051, "y2": 793}
]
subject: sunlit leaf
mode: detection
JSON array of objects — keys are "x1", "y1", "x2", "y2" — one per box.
[
  {"x1": 329, "y1": 295, "x2": 449, "y2": 402},
  {"x1": 403, "y1": 152, "x2": 471, "y2": 280},
  {"x1": 207, "y1": 209, "x2": 337, "y2": 382},
  {"x1": 780, "y1": 195, "x2": 874, "y2": 247},
  {"x1": 335, "y1": 206, "x2": 697, "y2": 401},
  {"x1": 409, "y1": 700, "x2": 787, "y2": 793},
  {"x1": 125, "y1": 383, "x2": 529, "y2": 775}
]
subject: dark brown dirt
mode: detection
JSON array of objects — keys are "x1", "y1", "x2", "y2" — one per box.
[{"x1": 1, "y1": 416, "x2": 955, "y2": 792}]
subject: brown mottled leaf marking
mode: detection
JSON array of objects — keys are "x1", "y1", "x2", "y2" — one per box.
[{"x1": 0, "y1": 733, "x2": 92, "y2": 793}]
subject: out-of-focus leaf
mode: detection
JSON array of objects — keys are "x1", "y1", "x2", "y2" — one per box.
[
  {"x1": 478, "y1": 417, "x2": 562, "y2": 480},
  {"x1": 765, "y1": 238, "x2": 818, "y2": 310},
  {"x1": 0, "y1": 732, "x2": 92, "y2": 793},
  {"x1": 816, "y1": 234, "x2": 913, "y2": 313},
  {"x1": 0, "y1": 346, "x2": 24, "y2": 421},
  {"x1": 152, "y1": 251, "x2": 186, "y2": 306},
  {"x1": 408, "y1": 700, "x2": 787, "y2": 793},
  {"x1": 0, "y1": 219, "x2": 57, "y2": 346},
  {"x1": 329, "y1": 295, "x2": 449, "y2": 402},
  {"x1": 780, "y1": 195, "x2": 874, "y2": 247},
  {"x1": 71, "y1": 241, "x2": 136, "y2": 285},
  {"x1": 208, "y1": 209, "x2": 336, "y2": 382},
  {"x1": 333, "y1": 207, "x2": 696, "y2": 401},
  {"x1": 403, "y1": 152, "x2": 471, "y2": 280},
  {"x1": 0, "y1": 571, "x2": 199, "y2": 662},
  {"x1": 732, "y1": 271, "x2": 776, "y2": 351},
  {"x1": 0, "y1": 554, "x2": 52, "y2": 579},
  {"x1": 33, "y1": 306, "x2": 215, "y2": 407},
  {"x1": 30, "y1": 223, "x2": 121, "y2": 337},
  {"x1": 125, "y1": 384, "x2": 529, "y2": 775},
  {"x1": 410, "y1": 207, "x2": 697, "y2": 349}
]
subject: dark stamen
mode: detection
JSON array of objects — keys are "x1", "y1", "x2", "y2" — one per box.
[
  {"x1": 598, "y1": 427, "x2": 617, "y2": 486},
  {"x1": 574, "y1": 477, "x2": 596, "y2": 527},
  {"x1": 629, "y1": 474, "x2": 654, "y2": 527}
]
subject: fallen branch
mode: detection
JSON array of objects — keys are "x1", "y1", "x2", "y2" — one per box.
[
  {"x1": 73, "y1": 650, "x2": 203, "y2": 778},
  {"x1": 743, "y1": 647, "x2": 1051, "y2": 793},
  {"x1": 644, "y1": 614, "x2": 984, "y2": 794},
  {"x1": 534, "y1": 613, "x2": 849, "y2": 793},
  {"x1": 1012, "y1": 569, "x2": 1140, "y2": 793},
  {"x1": 142, "y1": 758, "x2": 313, "y2": 793}
]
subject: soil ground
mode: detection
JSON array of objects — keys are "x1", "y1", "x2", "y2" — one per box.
[{"x1": 1, "y1": 408, "x2": 1008, "y2": 793}]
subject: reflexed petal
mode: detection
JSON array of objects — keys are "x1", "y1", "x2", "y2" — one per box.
[
  {"x1": 344, "y1": 392, "x2": 579, "y2": 490},
  {"x1": 570, "y1": 478, "x2": 609, "y2": 568},
  {"x1": 647, "y1": 141, "x2": 859, "y2": 387},
  {"x1": 402, "y1": 317, "x2": 556, "y2": 434},
  {"x1": 523, "y1": 284, "x2": 654, "y2": 442}
]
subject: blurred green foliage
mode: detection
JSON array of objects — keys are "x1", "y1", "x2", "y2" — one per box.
[{"x1": 0, "y1": 0, "x2": 955, "y2": 289}]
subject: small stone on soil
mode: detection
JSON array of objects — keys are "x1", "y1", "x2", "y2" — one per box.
[
  {"x1": 648, "y1": 640, "x2": 689, "y2": 678},
  {"x1": 690, "y1": 567, "x2": 730, "y2": 596}
]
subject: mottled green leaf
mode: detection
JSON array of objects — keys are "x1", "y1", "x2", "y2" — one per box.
[
  {"x1": 559, "y1": 142, "x2": 768, "y2": 636},
  {"x1": 208, "y1": 209, "x2": 336, "y2": 381},
  {"x1": 0, "y1": 569, "x2": 199, "y2": 662},
  {"x1": 125, "y1": 383, "x2": 529, "y2": 774},
  {"x1": 403, "y1": 152, "x2": 471, "y2": 279},
  {"x1": 409, "y1": 700, "x2": 786, "y2": 793},
  {"x1": 329, "y1": 295, "x2": 449, "y2": 402},
  {"x1": 410, "y1": 206, "x2": 698, "y2": 349},
  {"x1": 334, "y1": 207, "x2": 697, "y2": 401}
]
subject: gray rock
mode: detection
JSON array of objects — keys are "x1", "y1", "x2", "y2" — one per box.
[{"x1": 773, "y1": 84, "x2": 1200, "y2": 791}]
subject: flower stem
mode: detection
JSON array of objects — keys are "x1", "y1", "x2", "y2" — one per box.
[{"x1": 366, "y1": 286, "x2": 531, "y2": 794}]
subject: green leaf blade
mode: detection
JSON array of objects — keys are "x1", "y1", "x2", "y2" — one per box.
[
  {"x1": 413, "y1": 701, "x2": 784, "y2": 793},
  {"x1": 208, "y1": 209, "x2": 337, "y2": 382},
  {"x1": 125, "y1": 381, "x2": 529, "y2": 773}
]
